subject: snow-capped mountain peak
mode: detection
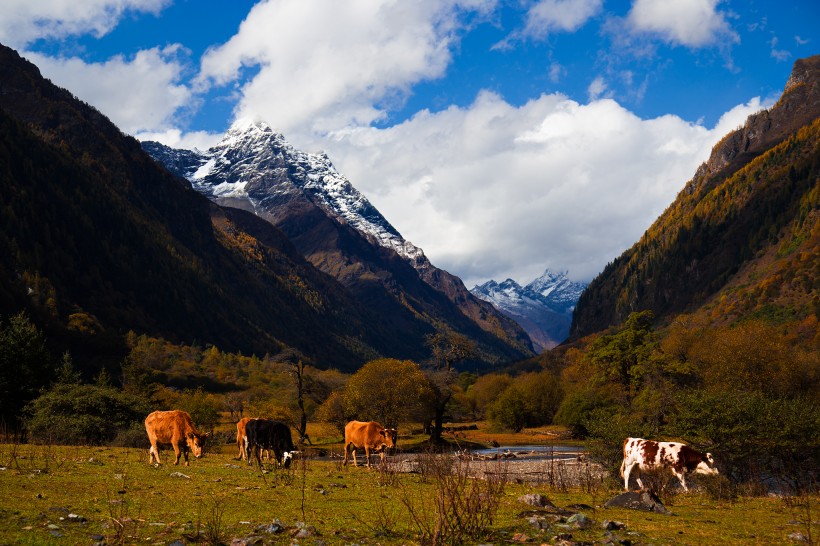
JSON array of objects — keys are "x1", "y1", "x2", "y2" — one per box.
[{"x1": 143, "y1": 120, "x2": 428, "y2": 266}]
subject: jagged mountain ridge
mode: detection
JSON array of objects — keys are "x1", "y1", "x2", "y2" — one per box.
[
  {"x1": 145, "y1": 119, "x2": 428, "y2": 266},
  {"x1": 143, "y1": 122, "x2": 534, "y2": 363},
  {"x1": 571, "y1": 55, "x2": 820, "y2": 339},
  {"x1": 472, "y1": 270, "x2": 587, "y2": 351}
]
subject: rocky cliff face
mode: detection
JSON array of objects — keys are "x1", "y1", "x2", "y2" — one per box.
[{"x1": 691, "y1": 55, "x2": 820, "y2": 191}]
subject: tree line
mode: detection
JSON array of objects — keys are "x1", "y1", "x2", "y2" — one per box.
[{"x1": 2, "y1": 307, "x2": 817, "y2": 490}]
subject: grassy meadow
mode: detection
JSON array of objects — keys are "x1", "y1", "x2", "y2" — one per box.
[{"x1": 0, "y1": 423, "x2": 817, "y2": 545}]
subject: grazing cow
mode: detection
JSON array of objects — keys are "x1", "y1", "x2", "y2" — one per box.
[
  {"x1": 244, "y1": 419, "x2": 295, "y2": 468},
  {"x1": 236, "y1": 417, "x2": 252, "y2": 461},
  {"x1": 620, "y1": 437, "x2": 719, "y2": 492},
  {"x1": 343, "y1": 420, "x2": 397, "y2": 468},
  {"x1": 145, "y1": 410, "x2": 209, "y2": 466}
]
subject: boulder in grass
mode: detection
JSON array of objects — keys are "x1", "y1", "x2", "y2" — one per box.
[{"x1": 603, "y1": 491, "x2": 671, "y2": 515}]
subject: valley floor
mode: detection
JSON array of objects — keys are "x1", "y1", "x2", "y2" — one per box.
[{"x1": 0, "y1": 442, "x2": 816, "y2": 545}]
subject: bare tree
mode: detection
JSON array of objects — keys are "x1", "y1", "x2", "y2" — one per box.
[{"x1": 425, "y1": 331, "x2": 477, "y2": 444}]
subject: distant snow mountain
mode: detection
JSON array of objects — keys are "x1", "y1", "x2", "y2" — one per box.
[
  {"x1": 471, "y1": 270, "x2": 587, "y2": 352},
  {"x1": 142, "y1": 120, "x2": 534, "y2": 362}
]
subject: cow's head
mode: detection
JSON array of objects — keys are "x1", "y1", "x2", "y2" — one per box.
[
  {"x1": 695, "y1": 452, "x2": 719, "y2": 476},
  {"x1": 282, "y1": 451, "x2": 298, "y2": 468},
  {"x1": 186, "y1": 432, "x2": 209, "y2": 458},
  {"x1": 381, "y1": 428, "x2": 398, "y2": 450}
]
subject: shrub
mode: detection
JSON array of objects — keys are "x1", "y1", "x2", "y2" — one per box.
[{"x1": 26, "y1": 383, "x2": 150, "y2": 445}]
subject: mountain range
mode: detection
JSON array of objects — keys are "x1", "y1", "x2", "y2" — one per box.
[
  {"x1": 471, "y1": 270, "x2": 587, "y2": 352},
  {"x1": 571, "y1": 54, "x2": 820, "y2": 340},
  {"x1": 142, "y1": 120, "x2": 534, "y2": 363},
  {"x1": 0, "y1": 40, "x2": 533, "y2": 373}
]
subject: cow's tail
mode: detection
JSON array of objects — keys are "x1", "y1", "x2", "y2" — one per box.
[{"x1": 619, "y1": 457, "x2": 626, "y2": 478}]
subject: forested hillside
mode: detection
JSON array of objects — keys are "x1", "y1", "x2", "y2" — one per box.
[
  {"x1": 571, "y1": 55, "x2": 820, "y2": 340},
  {"x1": 0, "y1": 43, "x2": 411, "y2": 372}
]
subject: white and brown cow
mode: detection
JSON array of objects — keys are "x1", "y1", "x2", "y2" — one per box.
[
  {"x1": 620, "y1": 437, "x2": 719, "y2": 492},
  {"x1": 343, "y1": 420, "x2": 397, "y2": 468},
  {"x1": 145, "y1": 410, "x2": 209, "y2": 466}
]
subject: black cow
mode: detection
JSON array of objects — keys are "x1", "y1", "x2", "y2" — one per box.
[{"x1": 244, "y1": 419, "x2": 295, "y2": 468}]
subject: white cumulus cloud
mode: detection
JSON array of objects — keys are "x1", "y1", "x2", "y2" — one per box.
[
  {"x1": 523, "y1": 0, "x2": 603, "y2": 39},
  {"x1": 197, "y1": 0, "x2": 497, "y2": 140},
  {"x1": 24, "y1": 46, "x2": 193, "y2": 134},
  {"x1": 0, "y1": 0, "x2": 169, "y2": 48},
  {"x1": 627, "y1": 0, "x2": 738, "y2": 48}
]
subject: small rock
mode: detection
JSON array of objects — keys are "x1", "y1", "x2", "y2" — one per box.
[
  {"x1": 788, "y1": 532, "x2": 810, "y2": 543},
  {"x1": 90, "y1": 534, "x2": 105, "y2": 541},
  {"x1": 87, "y1": 457, "x2": 104, "y2": 465},
  {"x1": 67, "y1": 513, "x2": 86, "y2": 522},
  {"x1": 292, "y1": 522, "x2": 319, "y2": 538},
  {"x1": 567, "y1": 513, "x2": 592, "y2": 530},
  {"x1": 169, "y1": 472, "x2": 191, "y2": 479},
  {"x1": 49, "y1": 530, "x2": 63, "y2": 538},
  {"x1": 602, "y1": 519, "x2": 626, "y2": 531},
  {"x1": 230, "y1": 537, "x2": 263, "y2": 546},
  {"x1": 257, "y1": 520, "x2": 284, "y2": 534},
  {"x1": 527, "y1": 516, "x2": 550, "y2": 530},
  {"x1": 553, "y1": 533, "x2": 573, "y2": 541},
  {"x1": 518, "y1": 493, "x2": 556, "y2": 508},
  {"x1": 47, "y1": 524, "x2": 61, "y2": 530},
  {"x1": 168, "y1": 541, "x2": 185, "y2": 546},
  {"x1": 566, "y1": 503, "x2": 594, "y2": 511},
  {"x1": 511, "y1": 531, "x2": 530, "y2": 542}
]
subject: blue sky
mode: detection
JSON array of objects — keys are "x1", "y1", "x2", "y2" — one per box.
[{"x1": 2, "y1": 0, "x2": 817, "y2": 286}]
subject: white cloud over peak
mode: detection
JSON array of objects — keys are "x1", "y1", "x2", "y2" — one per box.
[
  {"x1": 24, "y1": 46, "x2": 193, "y2": 134},
  {"x1": 198, "y1": 0, "x2": 497, "y2": 140},
  {"x1": 0, "y1": 0, "x2": 169, "y2": 48},
  {"x1": 310, "y1": 93, "x2": 765, "y2": 286},
  {"x1": 523, "y1": 0, "x2": 603, "y2": 39},
  {"x1": 627, "y1": 0, "x2": 738, "y2": 48}
]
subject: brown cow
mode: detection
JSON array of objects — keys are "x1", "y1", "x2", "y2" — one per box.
[
  {"x1": 343, "y1": 420, "x2": 397, "y2": 468},
  {"x1": 236, "y1": 417, "x2": 252, "y2": 461},
  {"x1": 145, "y1": 410, "x2": 209, "y2": 466}
]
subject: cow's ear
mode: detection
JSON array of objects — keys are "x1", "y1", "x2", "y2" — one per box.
[{"x1": 379, "y1": 430, "x2": 387, "y2": 438}]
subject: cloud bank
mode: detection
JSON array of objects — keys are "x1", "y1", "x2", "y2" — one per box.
[{"x1": 313, "y1": 92, "x2": 764, "y2": 286}]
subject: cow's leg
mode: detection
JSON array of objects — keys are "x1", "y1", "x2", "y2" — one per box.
[
  {"x1": 149, "y1": 441, "x2": 160, "y2": 465},
  {"x1": 635, "y1": 467, "x2": 644, "y2": 490},
  {"x1": 622, "y1": 462, "x2": 633, "y2": 491},
  {"x1": 253, "y1": 443, "x2": 263, "y2": 468},
  {"x1": 343, "y1": 443, "x2": 350, "y2": 466},
  {"x1": 352, "y1": 445, "x2": 359, "y2": 467},
  {"x1": 244, "y1": 438, "x2": 253, "y2": 466},
  {"x1": 675, "y1": 470, "x2": 689, "y2": 492},
  {"x1": 172, "y1": 442, "x2": 182, "y2": 465},
  {"x1": 364, "y1": 446, "x2": 371, "y2": 468},
  {"x1": 182, "y1": 447, "x2": 190, "y2": 467}
]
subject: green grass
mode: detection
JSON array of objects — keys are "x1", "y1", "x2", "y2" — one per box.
[{"x1": 0, "y1": 443, "x2": 816, "y2": 545}]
